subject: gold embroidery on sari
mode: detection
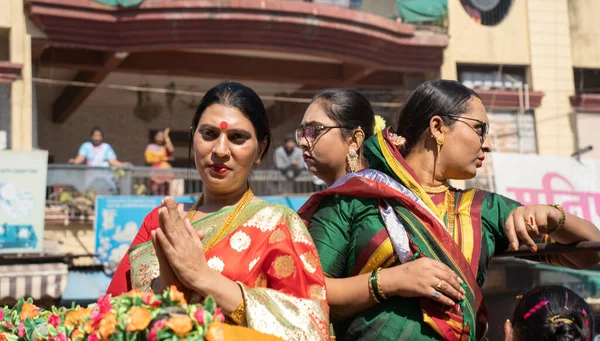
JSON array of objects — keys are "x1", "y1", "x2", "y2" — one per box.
[
  {"x1": 308, "y1": 285, "x2": 326, "y2": 300},
  {"x1": 239, "y1": 283, "x2": 329, "y2": 341},
  {"x1": 269, "y1": 229, "x2": 287, "y2": 244},
  {"x1": 300, "y1": 252, "x2": 318, "y2": 274},
  {"x1": 255, "y1": 271, "x2": 267, "y2": 287},
  {"x1": 272, "y1": 255, "x2": 295, "y2": 278},
  {"x1": 287, "y1": 214, "x2": 313, "y2": 246},
  {"x1": 246, "y1": 206, "x2": 282, "y2": 232}
]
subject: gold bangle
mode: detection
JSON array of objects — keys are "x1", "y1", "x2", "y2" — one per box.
[
  {"x1": 375, "y1": 268, "x2": 388, "y2": 300},
  {"x1": 368, "y1": 270, "x2": 381, "y2": 304},
  {"x1": 227, "y1": 300, "x2": 246, "y2": 325},
  {"x1": 547, "y1": 204, "x2": 566, "y2": 234}
]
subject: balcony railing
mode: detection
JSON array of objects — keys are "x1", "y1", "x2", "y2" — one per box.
[
  {"x1": 45, "y1": 164, "x2": 325, "y2": 225},
  {"x1": 46, "y1": 164, "x2": 325, "y2": 197}
]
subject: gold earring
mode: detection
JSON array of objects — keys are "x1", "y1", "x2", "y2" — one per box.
[
  {"x1": 356, "y1": 131, "x2": 364, "y2": 147},
  {"x1": 436, "y1": 136, "x2": 444, "y2": 155},
  {"x1": 255, "y1": 159, "x2": 261, "y2": 165},
  {"x1": 347, "y1": 148, "x2": 359, "y2": 173}
]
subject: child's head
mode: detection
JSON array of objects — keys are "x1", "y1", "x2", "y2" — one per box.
[{"x1": 510, "y1": 285, "x2": 594, "y2": 341}]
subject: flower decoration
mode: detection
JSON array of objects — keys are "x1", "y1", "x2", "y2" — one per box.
[
  {"x1": 373, "y1": 115, "x2": 387, "y2": 135},
  {"x1": 0, "y1": 286, "x2": 283, "y2": 341}
]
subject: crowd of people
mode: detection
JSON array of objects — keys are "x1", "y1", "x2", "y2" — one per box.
[{"x1": 101, "y1": 80, "x2": 600, "y2": 341}]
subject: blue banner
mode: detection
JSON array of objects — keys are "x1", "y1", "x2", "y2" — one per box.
[{"x1": 94, "y1": 195, "x2": 309, "y2": 264}]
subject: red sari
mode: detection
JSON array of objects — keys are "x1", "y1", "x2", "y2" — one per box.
[{"x1": 107, "y1": 202, "x2": 329, "y2": 341}]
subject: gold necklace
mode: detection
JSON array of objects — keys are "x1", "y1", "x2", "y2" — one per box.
[
  {"x1": 422, "y1": 182, "x2": 450, "y2": 194},
  {"x1": 184, "y1": 188, "x2": 254, "y2": 250}
]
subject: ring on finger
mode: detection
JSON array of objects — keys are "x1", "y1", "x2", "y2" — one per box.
[
  {"x1": 432, "y1": 289, "x2": 440, "y2": 300},
  {"x1": 524, "y1": 216, "x2": 537, "y2": 231},
  {"x1": 436, "y1": 280, "x2": 443, "y2": 290}
]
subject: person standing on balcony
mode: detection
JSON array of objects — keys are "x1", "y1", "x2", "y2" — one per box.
[
  {"x1": 69, "y1": 127, "x2": 131, "y2": 167},
  {"x1": 274, "y1": 134, "x2": 304, "y2": 193},
  {"x1": 145, "y1": 128, "x2": 175, "y2": 195}
]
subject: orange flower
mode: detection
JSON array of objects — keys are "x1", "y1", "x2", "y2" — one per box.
[
  {"x1": 0, "y1": 333, "x2": 9, "y2": 341},
  {"x1": 205, "y1": 321, "x2": 224, "y2": 341},
  {"x1": 65, "y1": 307, "x2": 88, "y2": 328},
  {"x1": 70, "y1": 329, "x2": 84, "y2": 340},
  {"x1": 98, "y1": 312, "x2": 117, "y2": 340},
  {"x1": 125, "y1": 307, "x2": 152, "y2": 332},
  {"x1": 128, "y1": 289, "x2": 144, "y2": 297},
  {"x1": 20, "y1": 303, "x2": 40, "y2": 321},
  {"x1": 165, "y1": 315, "x2": 193, "y2": 337},
  {"x1": 168, "y1": 286, "x2": 187, "y2": 306},
  {"x1": 83, "y1": 320, "x2": 95, "y2": 334}
]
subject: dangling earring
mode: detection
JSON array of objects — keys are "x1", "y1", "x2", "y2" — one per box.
[
  {"x1": 347, "y1": 148, "x2": 358, "y2": 173},
  {"x1": 436, "y1": 136, "x2": 444, "y2": 155},
  {"x1": 255, "y1": 159, "x2": 261, "y2": 165}
]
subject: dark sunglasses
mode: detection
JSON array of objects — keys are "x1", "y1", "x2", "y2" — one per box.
[{"x1": 438, "y1": 114, "x2": 489, "y2": 145}]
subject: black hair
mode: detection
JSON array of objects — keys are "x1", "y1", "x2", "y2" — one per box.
[
  {"x1": 395, "y1": 79, "x2": 480, "y2": 156},
  {"x1": 189, "y1": 82, "x2": 271, "y2": 161},
  {"x1": 511, "y1": 285, "x2": 593, "y2": 341},
  {"x1": 283, "y1": 134, "x2": 295, "y2": 143},
  {"x1": 90, "y1": 127, "x2": 103, "y2": 136},
  {"x1": 312, "y1": 89, "x2": 375, "y2": 139}
]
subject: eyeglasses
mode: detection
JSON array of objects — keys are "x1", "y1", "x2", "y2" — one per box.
[
  {"x1": 295, "y1": 125, "x2": 349, "y2": 146},
  {"x1": 439, "y1": 114, "x2": 489, "y2": 145}
]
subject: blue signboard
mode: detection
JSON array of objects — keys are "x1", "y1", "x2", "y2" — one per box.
[
  {"x1": 95, "y1": 196, "x2": 196, "y2": 265},
  {"x1": 0, "y1": 151, "x2": 48, "y2": 253},
  {"x1": 95, "y1": 195, "x2": 310, "y2": 265}
]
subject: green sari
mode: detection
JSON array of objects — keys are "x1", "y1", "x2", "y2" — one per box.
[{"x1": 299, "y1": 130, "x2": 560, "y2": 341}]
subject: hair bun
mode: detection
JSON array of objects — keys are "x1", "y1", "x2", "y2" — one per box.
[{"x1": 374, "y1": 115, "x2": 387, "y2": 134}]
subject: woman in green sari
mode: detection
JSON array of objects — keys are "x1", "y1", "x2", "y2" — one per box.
[{"x1": 297, "y1": 81, "x2": 600, "y2": 341}]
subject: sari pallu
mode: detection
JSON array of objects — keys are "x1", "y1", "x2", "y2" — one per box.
[
  {"x1": 110, "y1": 202, "x2": 330, "y2": 341},
  {"x1": 299, "y1": 131, "x2": 487, "y2": 341}
]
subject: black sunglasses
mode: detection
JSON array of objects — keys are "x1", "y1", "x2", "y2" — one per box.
[{"x1": 438, "y1": 114, "x2": 489, "y2": 145}]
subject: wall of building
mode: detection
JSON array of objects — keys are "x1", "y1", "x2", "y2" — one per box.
[
  {"x1": 3, "y1": 0, "x2": 33, "y2": 151},
  {"x1": 36, "y1": 72, "x2": 305, "y2": 167},
  {"x1": 527, "y1": 0, "x2": 576, "y2": 156},
  {"x1": 568, "y1": 0, "x2": 600, "y2": 69},
  {"x1": 441, "y1": 0, "x2": 531, "y2": 79},
  {"x1": 576, "y1": 112, "x2": 600, "y2": 158}
]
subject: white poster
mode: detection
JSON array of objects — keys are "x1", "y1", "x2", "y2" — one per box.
[
  {"x1": 0, "y1": 150, "x2": 48, "y2": 253},
  {"x1": 492, "y1": 152, "x2": 600, "y2": 227}
]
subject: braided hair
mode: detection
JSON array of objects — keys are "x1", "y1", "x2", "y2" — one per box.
[{"x1": 512, "y1": 286, "x2": 593, "y2": 341}]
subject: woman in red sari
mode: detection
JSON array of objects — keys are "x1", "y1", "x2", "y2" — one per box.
[{"x1": 107, "y1": 82, "x2": 329, "y2": 341}]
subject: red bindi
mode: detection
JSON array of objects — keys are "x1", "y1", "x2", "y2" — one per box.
[{"x1": 220, "y1": 121, "x2": 228, "y2": 129}]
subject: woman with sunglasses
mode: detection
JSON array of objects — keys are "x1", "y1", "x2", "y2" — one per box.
[{"x1": 298, "y1": 81, "x2": 600, "y2": 341}]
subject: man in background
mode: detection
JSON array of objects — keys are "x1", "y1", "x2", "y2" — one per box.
[{"x1": 274, "y1": 134, "x2": 304, "y2": 193}]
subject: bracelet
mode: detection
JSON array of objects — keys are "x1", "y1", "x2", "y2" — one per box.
[
  {"x1": 369, "y1": 268, "x2": 387, "y2": 303},
  {"x1": 368, "y1": 269, "x2": 380, "y2": 303},
  {"x1": 547, "y1": 204, "x2": 566, "y2": 234},
  {"x1": 227, "y1": 300, "x2": 246, "y2": 325},
  {"x1": 375, "y1": 268, "x2": 388, "y2": 300}
]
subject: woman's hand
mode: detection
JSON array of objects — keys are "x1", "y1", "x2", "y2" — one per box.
[
  {"x1": 380, "y1": 258, "x2": 466, "y2": 307},
  {"x1": 154, "y1": 197, "x2": 212, "y2": 294},
  {"x1": 151, "y1": 230, "x2": 183, "y2": 293},
  {"x1": 504, "y1": 205, "x2": 562, "y2": 252}
]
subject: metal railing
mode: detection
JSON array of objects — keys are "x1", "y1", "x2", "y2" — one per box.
[{"x1": 46, "y1": 164, "x2": 324, "y2": 197}]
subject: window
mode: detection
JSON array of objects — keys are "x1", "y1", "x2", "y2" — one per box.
[
  {"x1": 460, "y1": 0, "x2": 513, "y2": 26},
  {"x1": 574, "y1": 68, "x2": 600, "y2": 94},
  {"x1": 457, "y1": 64, "x2": 527, "y2": 90}
]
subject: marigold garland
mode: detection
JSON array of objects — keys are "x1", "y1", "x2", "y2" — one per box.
[{"x1": 0, "y1": 286, "x2": 283, "y2": 341}]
